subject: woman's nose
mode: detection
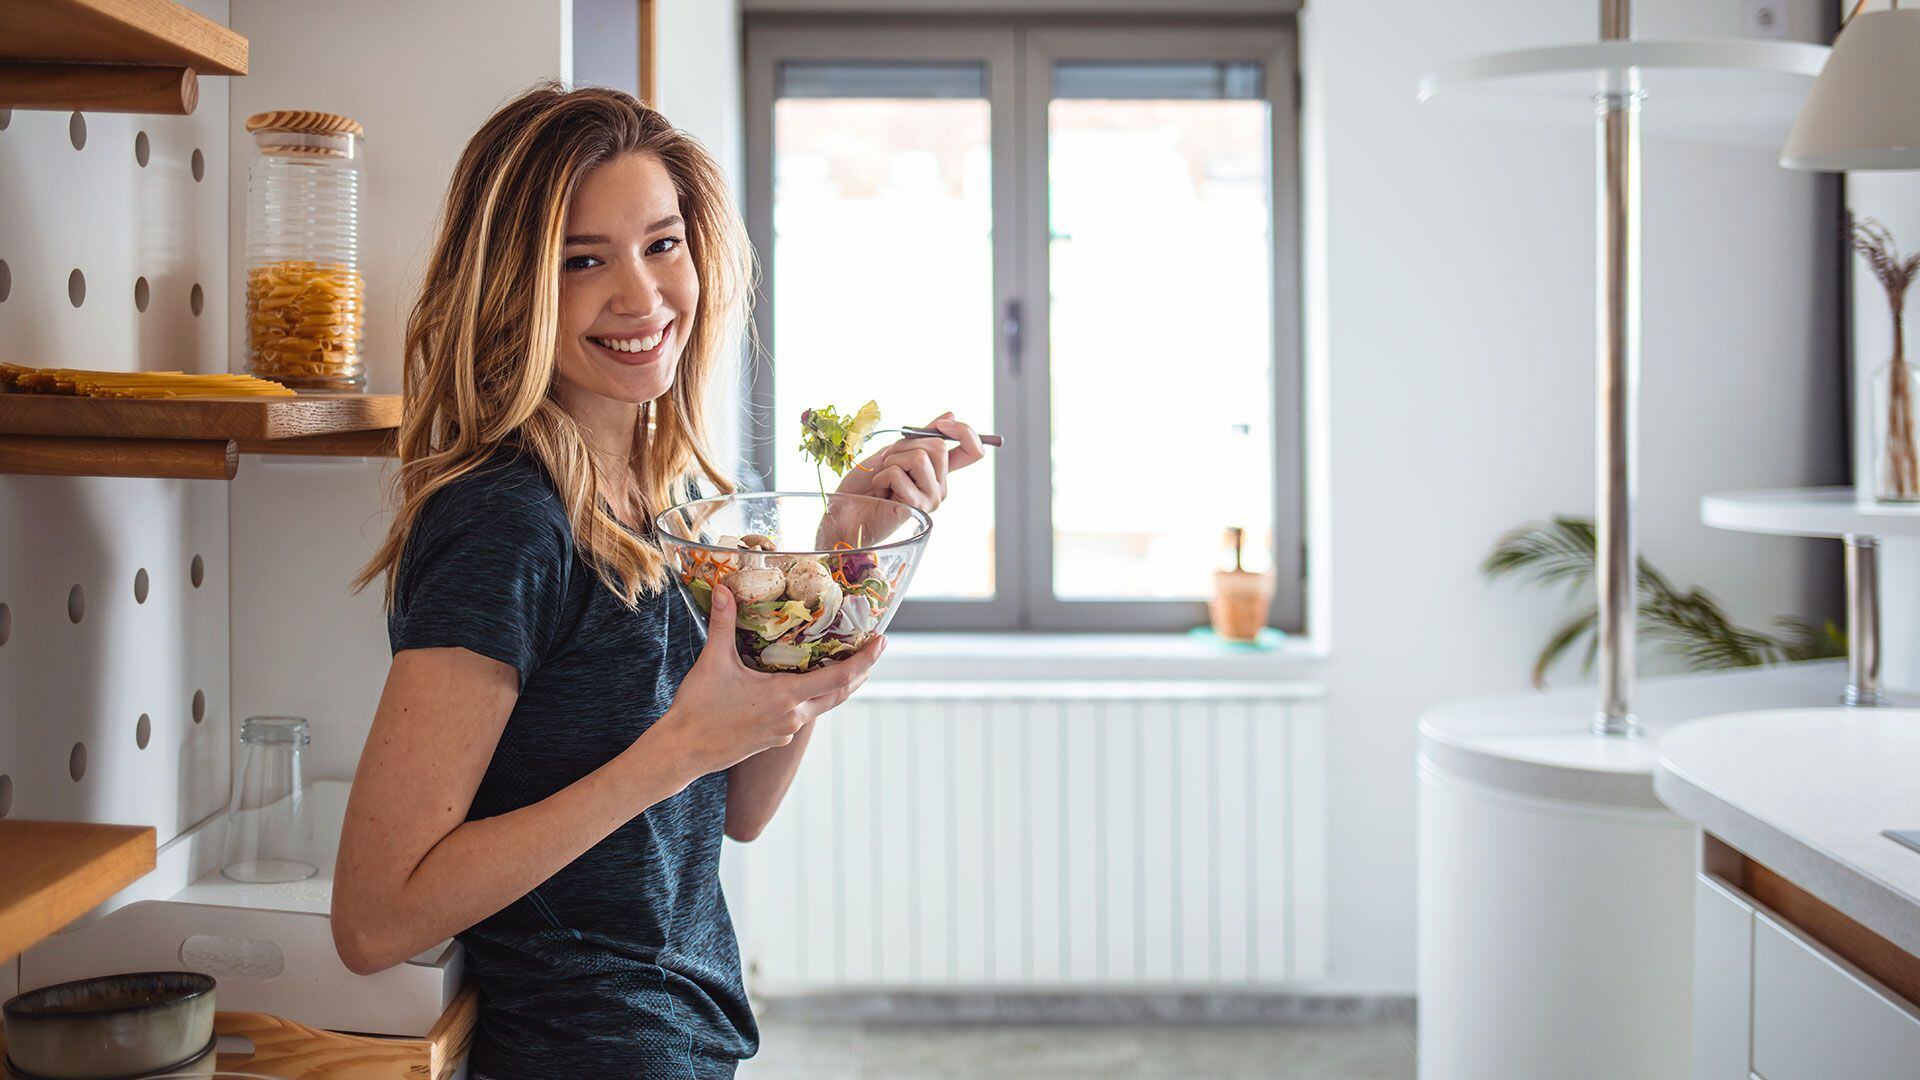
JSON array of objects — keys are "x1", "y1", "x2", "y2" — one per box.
[{"x1": 610, "y1": 255, "x2": 663, "y2": 316}]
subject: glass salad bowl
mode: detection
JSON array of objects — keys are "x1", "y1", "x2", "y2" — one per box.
[{"x1": 656, "y1": 491, "x2": 931, "y2": 673}]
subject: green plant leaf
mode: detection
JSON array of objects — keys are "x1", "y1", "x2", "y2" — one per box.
[
  {"x1": 1487, "y1": 514, "x2": 1847, "y2": 686},
  {"x1": 1532, "y1": 605, "x2": 1599, "y2": 689}
]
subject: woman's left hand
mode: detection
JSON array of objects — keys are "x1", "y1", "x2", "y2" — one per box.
[{"x1": 834, "y1": 412, "x2": 986, "y2": 514}]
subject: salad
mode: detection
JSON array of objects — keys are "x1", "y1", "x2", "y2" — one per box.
[
  {"x1": 677, "y1": 532, "x2": 901, "y2": 672},
  {"x1": 798, "y1": 400, "x2": 882, "y2": 483}
]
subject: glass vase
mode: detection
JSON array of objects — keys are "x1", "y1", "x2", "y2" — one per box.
[{"x1": 1873, "y1": 354, "x2": 1920, "y2": 503}]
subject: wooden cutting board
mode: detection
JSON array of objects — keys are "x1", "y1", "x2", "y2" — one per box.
[
  {"x1": 0, "y1": 394, "x2": 400, "y2": 442},
  {"x1": 212, "y1": 984, "x2": 477, "y2": 1079},
  {"x1": 0, "y1": 985, "x2": 476, "y2": 1080}
]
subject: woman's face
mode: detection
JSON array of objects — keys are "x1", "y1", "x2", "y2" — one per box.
[{"x1": 554, "y1": 152, "x2": 698, "y2": 407}]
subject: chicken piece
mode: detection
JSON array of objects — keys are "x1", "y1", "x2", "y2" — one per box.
[
  {"x1": 723, "y1": 565, "x2": 786, "y2": 604},
  {"x1": 784, "y1": 559, "x2": 837, "y2": 606}
]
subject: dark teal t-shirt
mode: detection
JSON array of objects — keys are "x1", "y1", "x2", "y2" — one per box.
[{"x1": 388, "y1": 452, "x2": 752, "y2": 1078}]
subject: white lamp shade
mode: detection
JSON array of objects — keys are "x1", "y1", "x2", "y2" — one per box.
[{"x1": 1781, "y1": 8, "x2": 1920, "y2": 170}]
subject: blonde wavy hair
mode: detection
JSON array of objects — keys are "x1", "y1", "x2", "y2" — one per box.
[{"x1": 355, "y1": 83, "x2": 748, "y2": 607}]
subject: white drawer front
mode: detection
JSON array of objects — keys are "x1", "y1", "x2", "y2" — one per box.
[
  {"x1": 1694, "y1": 874, "x2": 1756, "y2": 1080},
  {"x1": 1751, "y1": 911, "x2": 1920, "y2": 1080}
]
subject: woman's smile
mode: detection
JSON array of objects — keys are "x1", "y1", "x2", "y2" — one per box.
[{"x1": 586, "y1": 320, "x2": 673, "y2": 365}]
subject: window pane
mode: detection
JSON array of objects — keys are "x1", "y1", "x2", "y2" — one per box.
[
  {"x1": 1052, "y1": 60, "x2": 1262, "y2": 101},
  {"x1": 779, "y1": 61, "x2": 985, "y2": 99},
  {"x1": 1048, "y1": 71, "x2": 1274, "y2": 601},
  {"x1": 771, "y1": 78, "x2": 997, "y2": 600}
]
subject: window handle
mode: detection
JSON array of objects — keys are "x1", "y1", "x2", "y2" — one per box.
[{"x1": 1002, "y1": 299, "x2": 1024, "y2": 376}]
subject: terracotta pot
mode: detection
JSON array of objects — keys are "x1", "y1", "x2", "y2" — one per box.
[{"x1": 1209, "y1": 569, "x2": 1273, "y2": 642}]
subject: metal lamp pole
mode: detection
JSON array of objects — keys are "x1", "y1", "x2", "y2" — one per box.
[{"x1": 1593, "y1": 0, "x2": 1642, "y2": 737}]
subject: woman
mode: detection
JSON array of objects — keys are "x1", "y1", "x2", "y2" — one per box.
[{"x1": 330, "y1": 84, "x2": 983, "y2": 1077}]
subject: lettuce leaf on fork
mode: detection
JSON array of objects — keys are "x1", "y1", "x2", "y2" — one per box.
[{"x1": 798, "y1": 400, "x2": 882, "y2": 477}]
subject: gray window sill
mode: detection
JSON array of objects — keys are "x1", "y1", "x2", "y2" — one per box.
[{"x1": 869, "y1": 631, "x2": 1329, "y2": 685}]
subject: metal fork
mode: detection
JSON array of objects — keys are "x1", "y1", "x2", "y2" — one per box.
[{"x1": 878, "y1": 426, "x2": 1005, "y2": 447}]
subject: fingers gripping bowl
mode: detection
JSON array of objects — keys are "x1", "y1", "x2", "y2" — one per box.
[{"x1": 656, "y1": 492, "x2": 931, "y2": 673}]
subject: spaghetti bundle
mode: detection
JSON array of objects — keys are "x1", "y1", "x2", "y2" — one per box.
[{"x1": 0, "y1": 362, "x2": 295, "y2": 398}]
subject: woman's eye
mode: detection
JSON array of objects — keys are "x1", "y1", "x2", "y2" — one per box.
[
  {"x1": 648, "y1": 237, "x2": 684, "y2": 256},
  {"x1": 564, "y1": 254, "x2": 603, "y2": 270}
]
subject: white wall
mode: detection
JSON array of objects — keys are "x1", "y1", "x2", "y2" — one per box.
[
  {"x1": 653, "y1": 0, "x2": 748, "y2": 474},
  {"x1": 227, "y1": 0, "x2": 575, "y2": 781},
  {"x1": 657, "y1": 0, "x2": 745, "y2": 181},
  {"x1": 1301, "y1": 0, "x2": 1843, "y2": 993},
  {"x1": 574, "y1": 0, "x2": 641, "y2": 97}
]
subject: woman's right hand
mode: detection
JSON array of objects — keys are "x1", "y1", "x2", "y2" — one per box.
[{"x1": 649, "y1": 584, "x2": 882, "y2": 780}]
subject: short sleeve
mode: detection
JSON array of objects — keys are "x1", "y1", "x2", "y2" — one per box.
[{"x1": 388, "y1": 467, "x2": 573, "y2": 688}]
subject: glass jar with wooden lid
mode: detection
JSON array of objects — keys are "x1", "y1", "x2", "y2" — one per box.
[{"x1": 243, "y1": 110, "x2": 366, "y2": 391}]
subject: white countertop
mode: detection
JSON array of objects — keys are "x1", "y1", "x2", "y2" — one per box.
[
  {"x1": 1655, "y1": 710, "x2": 1920, "y2": 957},
  {"x1": 1418, "y1": 660, "x2": 1849, "y2": 808}
]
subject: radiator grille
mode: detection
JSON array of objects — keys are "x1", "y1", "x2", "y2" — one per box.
[{"x1": 740, "y1": 682, "x2": 1326, "y2": 991}]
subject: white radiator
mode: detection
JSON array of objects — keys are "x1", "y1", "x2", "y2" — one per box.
[{"x1": 739, "y1": 681, "x2": 1326, "y2": 992}]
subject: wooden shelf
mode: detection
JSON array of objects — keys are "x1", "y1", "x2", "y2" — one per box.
[
  {"x1": 1, "y1": 0, "x2": 247, "y2": 75},
  {"x1": 0, "y1": 821, "x2": 155, "y2": 963},
  {"x1": 0, "y1": 394, "x2": 401, "y2": 477},
  {"x1": 0, "y1": 0, "x2": 247, "y2": 114}
]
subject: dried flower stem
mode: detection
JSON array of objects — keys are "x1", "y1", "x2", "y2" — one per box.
[{"x1": 1854, "y1": 219, "x2": 1920, "y2": 499}]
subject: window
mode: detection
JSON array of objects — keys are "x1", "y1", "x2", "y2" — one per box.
[{"x1": 745, "y1": 19, "x2": 1302, "y2": 632}]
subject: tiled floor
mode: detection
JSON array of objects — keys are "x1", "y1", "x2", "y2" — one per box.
[{"x1": 739, "y1": 1006, "x2": 1416, "y2": 1079}]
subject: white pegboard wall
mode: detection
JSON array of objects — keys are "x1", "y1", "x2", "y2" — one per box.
[{"x1": 0, "y1": 0, "x2": 234, "y2": 847}]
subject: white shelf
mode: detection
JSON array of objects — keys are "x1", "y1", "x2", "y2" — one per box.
[
  {"x1": 1702, "y1": 487, "x2": 1920, "y2": 539},
  {"x1": 1418, "y1": 38, "x2": 1829, "y2": 145}
]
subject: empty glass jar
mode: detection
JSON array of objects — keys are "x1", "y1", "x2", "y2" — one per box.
[
  {"x1": 222, "y1": 716, "x2": 315, "y2": 884},
  {"x1": 243, "y1": 110, "x2": 366, "y2": 391}
]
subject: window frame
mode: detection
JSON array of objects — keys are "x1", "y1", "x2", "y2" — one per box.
[{"x1": 742, "y1": 15, "x2": 1304, "y2": 633}]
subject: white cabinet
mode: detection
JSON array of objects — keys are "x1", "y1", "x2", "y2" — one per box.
[
  {"x1": 1692, "y1": 875, "x2": 1755, "y2": 1080},
  {"x1": 1692, "y1": 872, "x2": 1920, "y2": 1080},
  {"x1": 1750, "y1": 911, "x2": 1920, "y2": 1080}
]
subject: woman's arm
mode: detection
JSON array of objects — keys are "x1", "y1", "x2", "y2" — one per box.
[
  {"x1": 724, "y1": 632, "x2": 881, "y2": 841},
  {"x1": 334, "y1": 585, "x2": 876, "y2": 973},
  {"x1": 331, "y1": 647, "x2": 698, "y2": 974},
  {"x1": 724, "y1": 721, "x2": 816, "y2": 843}
]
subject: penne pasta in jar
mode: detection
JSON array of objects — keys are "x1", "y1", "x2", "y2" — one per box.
[{"x1": 243, "y1": 110, "x2": 367, "y2": 391}]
